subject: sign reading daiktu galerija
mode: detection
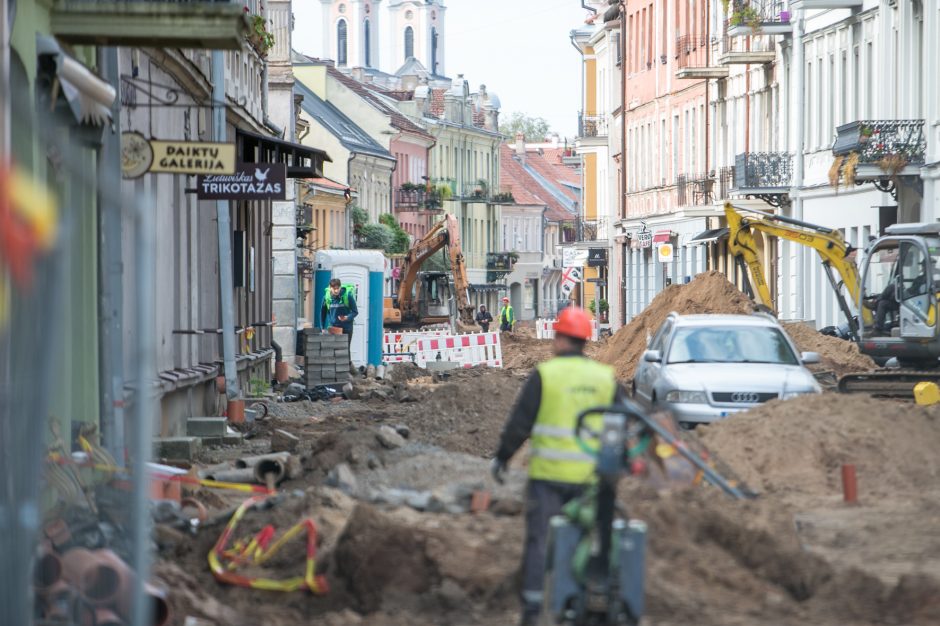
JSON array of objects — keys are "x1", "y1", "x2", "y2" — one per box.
[
  {"x1": 196, "y1": 163, "x2": 287, "y2": 201},
  {"x1": 148, "y1": 140, "x2": 236, "y2": 175}
]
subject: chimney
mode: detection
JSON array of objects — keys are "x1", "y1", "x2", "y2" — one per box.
[{"x1": 515, "y1": 132, "x2": 526, "y2": 164}]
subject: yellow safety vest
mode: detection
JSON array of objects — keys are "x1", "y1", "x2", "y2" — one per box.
[{"x1": 529, "y1": 357, "x2": 617, "y2": 484}]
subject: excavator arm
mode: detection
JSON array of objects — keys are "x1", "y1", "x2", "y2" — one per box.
[
  {"x1": 724, "y1": 203, "x2": 862, "y2": 339},
  {"x1": 391, "y1": 214, "x2": 475, "y2": 327}
]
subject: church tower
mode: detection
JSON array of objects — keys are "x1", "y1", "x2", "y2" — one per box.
[
  {"x1": 320, "y1": 0, "x2": 382, "y2": 69},
  {"x1": 387, "y1": 0, "x2": 446, "y2": 76}
]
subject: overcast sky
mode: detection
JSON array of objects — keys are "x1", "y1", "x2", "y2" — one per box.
[{"x1": 292, "y1": 0, "x2": 588, "y2": 138}]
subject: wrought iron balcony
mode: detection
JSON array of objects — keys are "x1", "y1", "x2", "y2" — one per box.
[
  {"x1": 578, "y1": 113, "x2": 608, "y2": 138},
  {"x1": 676, "y1": 173, "x2": 719, "y2": 207},
  {"x1": 725, "y1": 0, "x2": 792, "y2": 37},
  {"x1": 734, "y1": 152, "x2": 791, "y2": 189},
  {"x1": 675, "y1": 35, "x2": 729, "y2": 80},
  {"x1": 51, "y1": 0, "x2": 248, "y2": 49},
  {"x1": 395, "y1": 187, "x2": 444, "y2": 211},
  {"x1": 462, "y1": 182, "x2": 492, "y2": 201},
  {"x1": 831, "y1": 120, "x2": 926, "y2": 165}
]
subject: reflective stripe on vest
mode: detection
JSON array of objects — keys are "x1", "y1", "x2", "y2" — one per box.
[{"x1": 529, "y1": 356, "x2": 617, "y2": 484}]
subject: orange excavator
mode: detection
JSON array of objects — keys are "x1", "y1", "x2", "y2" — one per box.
[{"x1": 383, "y1": 214, "x2": 476, "y2": 330}]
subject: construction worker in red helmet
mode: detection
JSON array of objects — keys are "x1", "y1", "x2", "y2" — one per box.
[
  {"x1": 491, "y1": 306, "x2": 629, "y2": 626},
  {"x1": 498, "y1": 296, "x2": 515, "y2": 334}
]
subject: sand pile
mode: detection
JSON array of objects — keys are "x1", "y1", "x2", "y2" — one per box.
[
  {"x1": 598, "y1": 272, "x2": 758, "y2": 380},
  {"x1": 782, "y1": 322, "x2": 876, "y2": 376},
  {"x1": 697, "y1": 393, "x2": 940, "y2": 497},
  {"x1": 501, "y1": 330, "x2": 556, "y2": 370}
]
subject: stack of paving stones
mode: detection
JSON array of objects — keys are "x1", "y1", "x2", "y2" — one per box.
[{"x1": 303, "y1": 329, "x2": 351, "y2": 388}]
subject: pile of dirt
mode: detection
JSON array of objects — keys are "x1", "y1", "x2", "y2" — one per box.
[
  {"x1": 403, "y1": 368, "x2": 526, "y2": 457},
  {"x1": 782, "y1": 322, "x2": 876, "y2": 376},
  {"x1": 697, "y1": 393, "x2": 940, "y2": 498},
  {"x1": 598, "y1": 272, "x2": 758, "y2": 380},
  {"x1": 500, "y1": 331, "x2": 555, "y2": 370},
  {"x1": 627, "y1": 486, "x2": 940, "y2": 626}
]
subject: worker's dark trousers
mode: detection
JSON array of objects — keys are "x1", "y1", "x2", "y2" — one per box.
[{"x1": 520, "y1": 479, "x2": 587, "y2": 615}]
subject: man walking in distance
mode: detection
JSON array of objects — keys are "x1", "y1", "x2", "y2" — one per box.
[{"x1": 490, "y1": 307, "x2": 628, "y2": 626}]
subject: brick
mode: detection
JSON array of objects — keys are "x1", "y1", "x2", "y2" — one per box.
[
  {"x1": 153, "y1": 437, "x2": 202, "y2": 462},
  {"x1": 187, "y1": 417, "x2": 228, "y2": 438}
]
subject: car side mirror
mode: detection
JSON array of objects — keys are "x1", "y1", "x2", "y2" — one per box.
[
  {"x1": 643, "y1": 350, "x2": 662, "y2": 363},
  {"x1": 801, "y1": 352, "x2": 821, "y2": 365}
]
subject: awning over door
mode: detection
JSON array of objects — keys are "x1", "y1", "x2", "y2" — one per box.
[{"x1": 688, "y1": 227, "x2": 730, "y2": 245}]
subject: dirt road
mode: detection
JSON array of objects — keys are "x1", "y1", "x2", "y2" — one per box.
[{"x1": 155, "y1": 322, "x2": 940, "y2": 626}]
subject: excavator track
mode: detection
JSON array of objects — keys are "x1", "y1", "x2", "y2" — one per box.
[{"x1": 837, "y1": 370, "x2": 940, "y2": 398}]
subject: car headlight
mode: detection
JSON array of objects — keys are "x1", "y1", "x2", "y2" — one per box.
[
  {"x1": 782, "y1": 389, "x2": 818, "y2": 400},
  {"x1": 665, "y1": 390, "x2": 708, "y2": 403}
]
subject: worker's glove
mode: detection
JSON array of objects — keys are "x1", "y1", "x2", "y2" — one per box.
[{"x1": 490, "y1": 457, "x2": 507, "y2": 485}]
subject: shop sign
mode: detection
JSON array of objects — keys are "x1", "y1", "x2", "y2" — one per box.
[
  {"x1": 635, "y1": 231, "x2": 652, "y2": 249},
  {"x1": 148, "y1": 140, "x2": 236, "y2": 175},
  {"x1": 196, "y1": 163, "x2": 287, "y2": 201},
  {"x1": 560, "y1": 265, "x2": 583, "y2": 297},
  {"x1": 587, "y1": 248, "x2": 608, "y2": 267},
  {"x1": 562, "y1": 247, "x2": 589, "y2": 267},
  {"x1": 657, "y1": 242, "x2": 674, "y2": 263}
]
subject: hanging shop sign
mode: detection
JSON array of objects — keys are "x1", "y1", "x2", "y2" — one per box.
[
  {"x1": 560, "y1": 265, "x2": 583, "y2": 297},
  {"x1": 196, "y1": 163, "x2": 287, "y2": 201},
  {"x1": 148, "y1": 140, "x2": 236, "y2": 175},
  {"x1": 657, "y1": 242, "x2": 674, "y2": 263},
  {"x1": 587, "y1": 248, "x2": 608, "y2": 267},
  {"x1": 562, "y1": 247, "x2": 589, "y2": 267},
  {"x1": 121, "y1": 132, "x2": 154, "y2": 179},
  {"x1": 634, "y1": 231, "x2": 652, "y2": 249}
]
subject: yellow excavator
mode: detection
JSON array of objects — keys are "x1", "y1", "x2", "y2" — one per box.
[
  {"x1": 383, "y1": 214, "x2": 476, "y2": 330},
  {"x1": 724, "y1": 202, "x2": 940, "y2": 396}
]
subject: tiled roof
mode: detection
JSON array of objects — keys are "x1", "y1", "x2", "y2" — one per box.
[
  {"x1": 305, "y1": 177, "x2": 350, "y2": 192},
  {"x1": 326, "y1": 66, "x2": 434, "y2": 140},
  {"x1": 524, "y1": 150, "x2": 580, "y2": 202},
  {"x1": 499, "y1": 144, "x2": 578, "y2": 222}
]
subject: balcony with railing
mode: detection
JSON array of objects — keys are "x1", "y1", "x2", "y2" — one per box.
[
  {"x1": 830, "y1": 120, "x2": 926, "y2": 192},
  {"x1": 462, "y1": 181, "x2": 493, "y2": 202},
  {"x1": 733, "y1": 152, "x2": 792, "y2": 206},
  {"x1": 718, "y1": 34, "x2": 776, "y2": 65},
  {"x1": 395, "y1": 187, "x2": 444, "y2": 212},
  {"x1": 726, "y1": 1, "x2": 793, "y2": 37},
  {"x1": 675, "y1": 35, "x2": 728, "y2": 80},
  {"x1": 578, "y1": 113, "x2": 608, "y2": 139},
  {"x1": 51, "y1": 0, "x2": 248, "y2": 49},
  {"x1": 676, "y1": 173, "x2": 720, "y2": 207}
]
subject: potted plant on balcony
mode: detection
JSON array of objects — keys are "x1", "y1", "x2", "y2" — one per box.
[
  {"x1": 729, "y1": 3, "x2": 762, "y2": 31},
  {"x1": 247, "y1": 13, "x2": 275, "y2": 56},
  {"x1": 400, "y1": 182, "x2": 419, "y2": 191},
  {"x1": 472, "y1": 179, "x2": 488, "y2": 199},
  {"x1": 859, "y1": 125, "x2": 874, "y2": 144}
]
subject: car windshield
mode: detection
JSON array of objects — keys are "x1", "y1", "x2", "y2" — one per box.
[{"x1": 666, "y1": 326, "x2": 799, "y2": 365}]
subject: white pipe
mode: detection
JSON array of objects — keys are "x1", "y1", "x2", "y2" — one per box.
[{"x1": 790, "y1": 12, "x2": 806, "y2": 321}]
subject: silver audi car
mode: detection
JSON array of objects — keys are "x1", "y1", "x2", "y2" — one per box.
[{"x1": 632, "y1": 313, "x2": 822, "y2": 428}]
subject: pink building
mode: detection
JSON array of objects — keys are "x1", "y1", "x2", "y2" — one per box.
[{"x1": 615, "y1": 0, "x2": 719, "y2": 321}]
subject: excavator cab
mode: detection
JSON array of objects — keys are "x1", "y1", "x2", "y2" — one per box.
[
  {"x1": 858, "y1": 224, "x2": 940, "y2": 366},
  {"x1": 416, "y1": 271, "x2": 456, "y2": 323}
]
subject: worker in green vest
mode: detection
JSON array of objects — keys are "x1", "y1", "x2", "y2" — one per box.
[
  {"x1": 498, "y1": 296, "x2": 515, "y2": 333},
  {"x1": 490, "y1": 306, "x2": 630, "y2": 626}
]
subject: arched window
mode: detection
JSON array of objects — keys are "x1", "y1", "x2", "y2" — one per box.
[
  {"x1": 431, "y1": 27, "x2": 438, "y2": 74},
  {"x1": 364, "y1": 19, "x2": 371, "y2": 67},
  {"x1": 337, "y1": 19, "x2": 348, "y2": 66},
  {"x1": 404, "y1": 26, "x2": 414, "y2": 60}
]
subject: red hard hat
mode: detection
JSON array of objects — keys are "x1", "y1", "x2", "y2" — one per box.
[{"x1": 554, "y1": 307, "x2": 593, "y2": 340}]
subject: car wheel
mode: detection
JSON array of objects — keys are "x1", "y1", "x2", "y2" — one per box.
[{"x1": 678, "y1": 421, "x2": 696, "y2": 431}]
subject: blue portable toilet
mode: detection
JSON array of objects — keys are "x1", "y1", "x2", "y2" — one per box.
[{"x1": 314, "y1": 250, "x2": 385, "y2": 367}]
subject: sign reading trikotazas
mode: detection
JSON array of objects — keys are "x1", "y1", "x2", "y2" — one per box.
[
  {"x1": 196, "y1": 163, "x2": 287, "y2": 201},
  {"x1": 148, "y1": 140, "x2": 236, "y2": 175}
]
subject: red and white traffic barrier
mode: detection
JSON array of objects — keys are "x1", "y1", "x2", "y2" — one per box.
[
  {"x1": 382, "y1": 331, "x2": 503, "y2": 368},
  {"x1": 535, "y1": 318, "x2": 599, "y2": 341}
]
